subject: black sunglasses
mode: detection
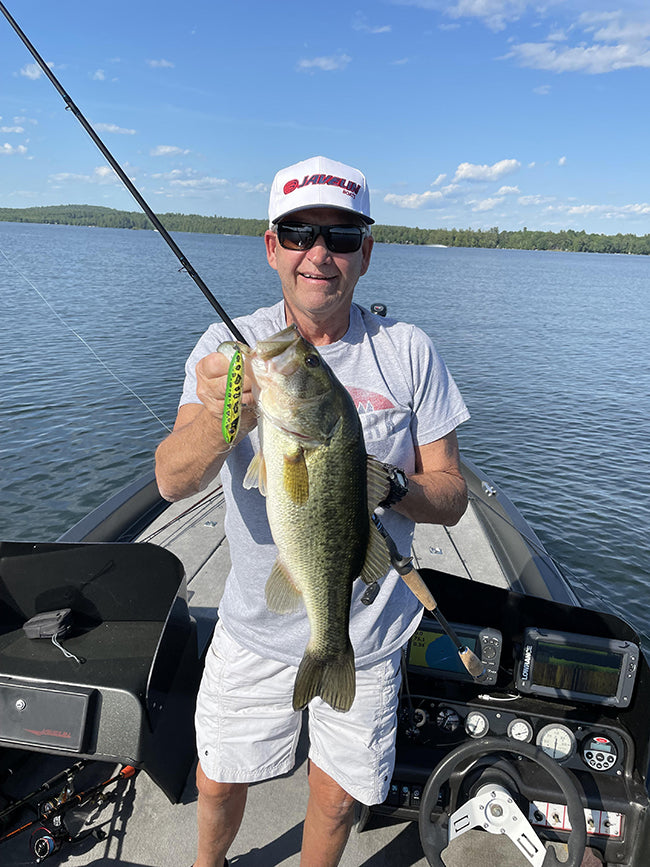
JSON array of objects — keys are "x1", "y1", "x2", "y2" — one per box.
[{"x1": 276, "y1": 222, "x2": 368, "y2": 254}]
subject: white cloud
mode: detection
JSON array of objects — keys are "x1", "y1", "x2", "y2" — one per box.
[
  {"x1": 0, "y1": 126, "x2": 24, "y2": 133},
  {"x1": 533, "y1": 84, "x2": 551, "y2": 95},
  {"x1": 505, "y1": 9, "x2": 650, "y2": 74},
  {"x1": 445, "y1": 0, "x2": 528, "y2": 32},
  {"x1": 151, "y1": 169, "x2": 194, "y2": 180},
  {"x1": 297, "y1": 54, "x2": 352, "y2": 72},
  {"x1": 394, "y1": 0, "x2": 528, "y2": 32},
  {"x1": 507, "y1": 40, "x2": 650, "y2": 73},
  {"x1": 518, "y1": 194, "x2": 556, "y2": 206},
  {"x1": 0, "y1": 143, "x2": 27, "y2": 155},
  {"x1": 497, "y1": 185, "x2": 519, "y2": 194},
  {"x1": 558, "y1": 155, "x2": 567, "y2": 166},
  {"x1": 150, "y1": 145, "x2": 190, "y2": 157},
  {"x1": 384, "y1": 190, "x2": 445, "y2": 209},
  {"x1": 470, "y1": 196, "x2": 505, "y2": 211},
  {"x1": 20, "y1": 62, "x2": 54, "y2": 80},
  {"x1": 93, "y1": 122, "x2": 136, "y2": 135},
  {"x1": 49, "y1": 166, "x2": 123, "y2": 185},
  {"x1": 147, "y1": 59, "x2": 175, "y2": 68},
  {"x1": 454, "y1": 158, "x2": 520, "y2": 182},
  {"x1": 559, "y1": 201, "x2": 650, "y2": 219},
  {"x1": 169, "y1": 176, "x2": 228, "y2": 190},
  {"x1": 352, "y1": 13, "x2": 391, "y2": 34},
  {"x1": 237, "y1": 182, "x2": 268, "y2": 193},
  {"x1": 92, "y1": 69, "x2": 106, "y2": 81},
  {"x1": 433, "y1": 173, "x2": 447, "y2": 185}
]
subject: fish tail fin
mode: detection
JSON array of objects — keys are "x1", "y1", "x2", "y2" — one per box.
[{"x1": 293, "y1": 645, "x2": 355, "y2": 713}]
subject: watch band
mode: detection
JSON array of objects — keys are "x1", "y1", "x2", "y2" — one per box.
[{"x1": 379, "y1": 464, "x2": 409, "y2": 508}]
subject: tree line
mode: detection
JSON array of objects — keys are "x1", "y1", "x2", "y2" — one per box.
[{"x1": 1, "y1": 204, "x2": 649, "y2": 255}]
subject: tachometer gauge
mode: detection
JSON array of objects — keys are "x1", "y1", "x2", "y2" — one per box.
[
  {"x1": 507, "y1": 718, "x2": 533, "y2": 743},
  {"x1": 436, "y1": 707, "x2": 461, "y2": 732},
  {"x1": 536, "y1": 723, "x2": 576, "y2": 762},
  {"x1": 465, "y1": 711, "x2": 489, "y2": 738}
]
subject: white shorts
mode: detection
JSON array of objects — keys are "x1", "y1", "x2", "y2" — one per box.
[{"x1": 195, "y1": 622, "x2": 402, "y2": 805}]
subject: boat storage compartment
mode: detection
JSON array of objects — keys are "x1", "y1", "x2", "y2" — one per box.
[{"x1": 0, "y1": 540, "x2": 201, "y2": 802}]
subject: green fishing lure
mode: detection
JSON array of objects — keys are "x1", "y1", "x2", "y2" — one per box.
[{"x1": 221, "y1": 345, "x2": 244, "y2": 444}]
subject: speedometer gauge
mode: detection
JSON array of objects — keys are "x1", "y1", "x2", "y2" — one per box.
[
  {"x1": 536, "y1": 723, "x2": 576, "y2": 762},
  {"x1": 507, "y1": 718, "x2": 533, "y2": 743}
]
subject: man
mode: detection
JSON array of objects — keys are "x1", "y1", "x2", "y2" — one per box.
[{"x1": 155, "y1": 156, "x2": 470, "y2": 867}]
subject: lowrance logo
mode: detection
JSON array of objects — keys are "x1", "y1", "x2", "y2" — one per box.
[{"x1": 521, "y1": 645, "x2": 534, "y2": 681}]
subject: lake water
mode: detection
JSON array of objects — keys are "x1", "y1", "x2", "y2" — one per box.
[{"x1": 1, "y1": 222, "x2": 649, "y2": 641}]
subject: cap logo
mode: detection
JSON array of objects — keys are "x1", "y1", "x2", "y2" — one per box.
[{"x1": 283, "y1": 174, "x2": 361, "y2": 199}]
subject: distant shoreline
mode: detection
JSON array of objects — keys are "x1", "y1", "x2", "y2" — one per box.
[{"x1": 1, "y1": 204, "x2": 649, "y2": 255}]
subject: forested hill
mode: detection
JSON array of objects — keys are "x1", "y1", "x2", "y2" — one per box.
[{"x1": 2, "y1": 204, "x2": 649, "y2": 255}]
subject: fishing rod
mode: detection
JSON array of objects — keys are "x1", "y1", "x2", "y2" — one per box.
[
  {"x1": 0, "y1": 763, "x2": 137, "y2": 859},
  {"x1": 371, "y1": 514, "x2": 486, "y2": 680},
  {"x1": 0, "y1": 1, "x2": 247, "y2": 346}
]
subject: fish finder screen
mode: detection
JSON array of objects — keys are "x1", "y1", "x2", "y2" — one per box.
[
  {"x1": 408, "y1": 627, "x2": 479, "y2": 677},
  {"x1": 534, "y1": 640, "x2": 622, "y2": 697}
]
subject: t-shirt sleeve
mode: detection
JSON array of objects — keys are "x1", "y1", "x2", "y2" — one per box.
[{"x1": 408, "y1": 325, "x2": 470, "y2": 444}]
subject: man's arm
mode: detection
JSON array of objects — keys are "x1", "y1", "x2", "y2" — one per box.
[
  {"x1": 155, "y1": 351, "x2": 256, "y2": 502},
  {"x1": 394, "y1": 430, "x2": 468, "y2": 526}
]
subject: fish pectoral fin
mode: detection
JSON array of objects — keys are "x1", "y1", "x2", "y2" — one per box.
[
  {"x1": 283, "y1": 447, "x2": 309, "y2": 505},
  {"x1": 366, "y1": 456, "x2": 392, "y2": 510},
  {"x1": 243, "y1": 450, "x2": 267, "y2": 496},
  {"x1": 293, "y1": 644, "x2": 356, "y2": 713},
  {"x1": 359, "y1": 518, "x2": 391, "y2": 585},
  {"x1": 265, "y1": 559, "x2": 304, "y2": 614}
]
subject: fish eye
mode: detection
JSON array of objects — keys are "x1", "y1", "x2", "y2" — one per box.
[{"x1": 304, "y1": 354, "x2": 320, "y2": 368}]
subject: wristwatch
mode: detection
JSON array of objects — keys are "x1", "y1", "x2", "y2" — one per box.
[{"x1": 379, "y1": 464, "x2": 409, "y2": 508}]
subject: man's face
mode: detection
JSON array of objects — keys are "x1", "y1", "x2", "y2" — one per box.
[{"x1": 264, "y1": 207, "x2": 373, "y2": 331}]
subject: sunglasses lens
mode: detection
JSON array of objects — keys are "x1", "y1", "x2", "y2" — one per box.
[
  {"x1": 277, "y1": 224, "x2": 315, "y2": 250},
  {"x1": 327, "y1": 227, "x2": 364, "y2": 253},
  {"x1": 277, "y1": 223, "x2": 365, "y2": 253}
]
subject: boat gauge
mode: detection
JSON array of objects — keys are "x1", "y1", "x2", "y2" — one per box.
[
  {"x1": 507, "y1": 718, "x2": 534, "y2": 743},
  {"x1": 582, "y1": 735, "x2": 618, "y2": 771},
  {"x1": 436, "y1": 707, "x2": 461, "y2": 732},
  {"x1": 465, "y1": 711, "x2": 489, "y2": 738},
  {"x1": 536, "y1": 723, "x2": 576, "y2": 762}
]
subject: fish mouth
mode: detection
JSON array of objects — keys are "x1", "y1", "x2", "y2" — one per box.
[{"x1": 254, "y1": 325, "x2": 301, "y2": 361}]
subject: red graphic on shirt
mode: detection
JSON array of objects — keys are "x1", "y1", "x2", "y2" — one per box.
[{"x1": 346, "y1": 387, "x2": 394, "y2": 413}]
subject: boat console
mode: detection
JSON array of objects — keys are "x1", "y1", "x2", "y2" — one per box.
[{"x1": 371, "y1": 568, "x2": 650, "y2": 867}]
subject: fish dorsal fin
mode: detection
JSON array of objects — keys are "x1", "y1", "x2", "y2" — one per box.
[
  {"x1": 366, "y1": 456, "x2": 391, "y2": 511},
  {"x1": 243, "y1": 450, "x2": 267, "y2": 496},
  {"x1": 284, "y1": 447, "x2": 309, "y2": 505},
  {"x1": 265, "y1": 558, "x2": 304, "y2": 614},
  {"x1": 359, "y1": 518, "x2": 391, "y2": 586}
]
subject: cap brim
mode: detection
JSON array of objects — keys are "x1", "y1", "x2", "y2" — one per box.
[{"x1": 272, "y1": 204, "x2": 374, "y2": 225}]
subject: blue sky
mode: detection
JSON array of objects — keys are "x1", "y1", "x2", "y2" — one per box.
[{"x1": 2, "y1": 0, "x2": 650, "y2": 234}]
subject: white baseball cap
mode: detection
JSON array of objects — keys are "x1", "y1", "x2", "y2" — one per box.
[{"x1": 268, "y1": 156, "x2": 373, "y2": 225}]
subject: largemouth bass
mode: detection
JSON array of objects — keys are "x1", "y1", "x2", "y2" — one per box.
[{"x1": 222, "y1": 325, "x2": 391, "y2": 712}]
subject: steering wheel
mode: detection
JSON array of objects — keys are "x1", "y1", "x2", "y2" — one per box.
[{"x1": 418, "y1": 737, "x2": 587, "y2": 867}]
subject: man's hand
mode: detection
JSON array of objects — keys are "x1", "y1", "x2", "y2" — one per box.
[{"x1": 195, "y1": 350, "x2": 257, "y2": 444}]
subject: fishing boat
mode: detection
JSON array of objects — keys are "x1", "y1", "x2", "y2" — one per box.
[{"x1": 1, "y1": 452, "x2": 648, "y2": 866}]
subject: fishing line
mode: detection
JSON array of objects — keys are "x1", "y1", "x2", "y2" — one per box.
[
  {"x1": 1, "y1": 246, "x2": 172, "y2": 433},
  {"x1": 0, "y1": 1, "x2": 248, "y2": 347}
]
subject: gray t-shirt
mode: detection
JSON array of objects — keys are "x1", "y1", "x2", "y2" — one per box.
[{"x1": 180, "y1": 301, "x2": 470, "y2": 667}]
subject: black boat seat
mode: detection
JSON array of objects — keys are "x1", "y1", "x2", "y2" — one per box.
[{"x1": 0, "y1": 541, "x2": 201, "y2": 802}]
